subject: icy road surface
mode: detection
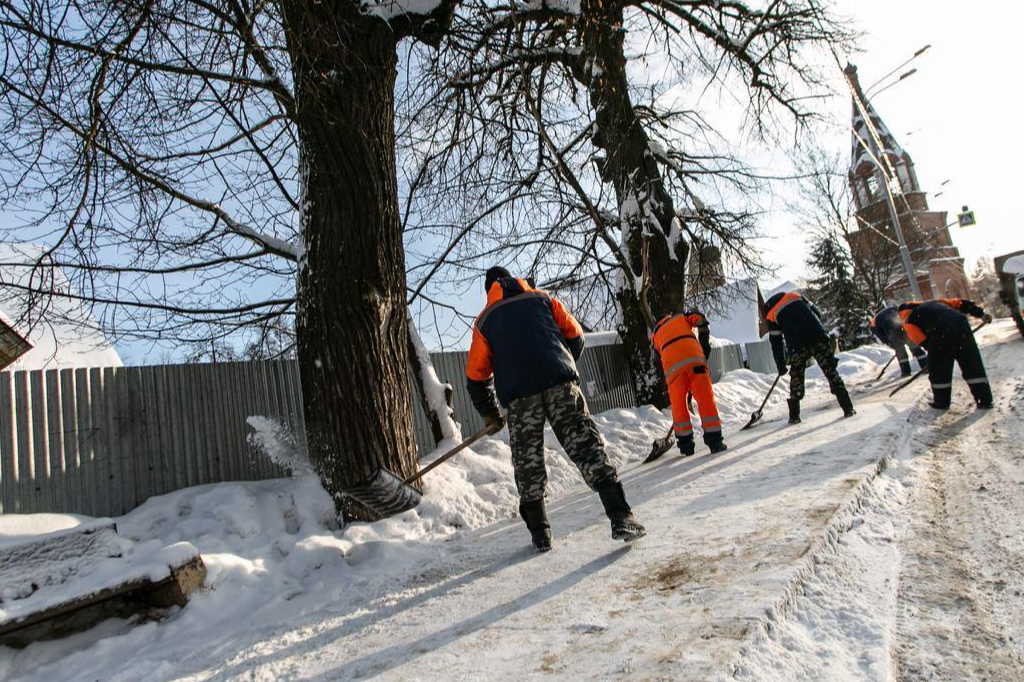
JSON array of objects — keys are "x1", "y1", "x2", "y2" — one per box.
[{"x1": 2, "y1": 323, "x2": 1022, "y2": 681}]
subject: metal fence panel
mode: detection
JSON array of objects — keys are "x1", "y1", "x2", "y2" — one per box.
[{"x1": 1, "y1": 341, "x2": 762, "y2": 516}]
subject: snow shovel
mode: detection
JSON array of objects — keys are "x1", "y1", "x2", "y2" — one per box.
[
  {"x1": 644, "y1": 393, "x2": 695, "y2": 463},
  {"x1": 740, "y1": 373, "x2": 784, "y2": 431},
  {"x1": 344, "y1": 422, "x2": 501, "y2": 518},
  {"x1": 889, "y1": 321, "x2": 988, "y2": 397}
]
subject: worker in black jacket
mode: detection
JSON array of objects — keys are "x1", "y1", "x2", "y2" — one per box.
[
  {"x1": 763, "y1": 291, "x2": 855, "y2": 423},
  {"x1": 466, "y1": 267, "x2": 646, "y2": 551},
  {"x1": 898, "y1": 298, "x2": 993, "y2": 409},
  {"x1": 871, "y1": 305, "x2": 928, "y2": 377}
]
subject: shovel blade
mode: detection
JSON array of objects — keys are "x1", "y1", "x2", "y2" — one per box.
[
  {"x1": 345, "y1": 467, "x2": 423, "y2": 518},
  {"x1": 740, "y1": 410, "x2": 763, "y2": 431},
  {"x1": 644, "y1": 435, "x2": 675, "y2": 463}
]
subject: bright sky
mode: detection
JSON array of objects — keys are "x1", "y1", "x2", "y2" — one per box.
[{"x1": 764, "y1": 0, "x2": 1024, "y2": 286}]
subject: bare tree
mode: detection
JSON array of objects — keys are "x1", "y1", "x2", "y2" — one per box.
[
  {"x1": 402, "y1": 0, "x2": 852, "y2": 407},
  {"x1": 0, "y1": 0, "x2": 463, "y2": 519}
]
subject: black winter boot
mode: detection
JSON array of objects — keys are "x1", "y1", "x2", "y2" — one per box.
[
  {"x1": 835, "y1": 388, "x2": 856, "y2": 417},
  {"x1": 519, "y1": 499, "x2": 552, "y2": 553},
  {"x1": 596, "y1": 481, "x2": 646, "y2": 542},
  {"x1": 970, "y1": 381, "x2": 993, "y2": 409},
  {"x1": 787, "y1": 399, "x2": 801, "y2": 424},
  {"x1": 677, "y1": 435, "x2": 695, "y2": 457},
  {"x1": 705, "y1": 432, "x2": 728, "y2": 454}
]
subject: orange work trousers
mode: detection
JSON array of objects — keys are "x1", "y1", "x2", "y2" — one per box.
[{"x1": 668, "y1": 362, "x2": 722, "y2": 444}]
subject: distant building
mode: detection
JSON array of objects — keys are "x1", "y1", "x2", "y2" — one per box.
[
  {"x1": 0, "y1": 244, "x2": 122, "y2": 372},
  {"x1": 844, "y1": 64, "x2": 970, "y2": 302}
]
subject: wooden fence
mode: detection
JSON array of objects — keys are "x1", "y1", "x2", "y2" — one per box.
[{"x1": 0, "y1": 340, "x2": 774, "y2": 517}]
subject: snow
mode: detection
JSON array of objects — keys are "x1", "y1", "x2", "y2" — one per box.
[
  {"x1": 408, "y1": 320, "x2": 461, "y2": 441},
  {"x1": 0, "y1": 514, "x2": 92, "y2": 546},
  {"x1": 1, "y1": 325, "x2": 1021, "y2": 680},
  {"x1": 0, "y1": 541, "x2": 199, "y2": 627},
  {"x1": 361, "y1": 0, "x2": 444, "y2": 21},
  {"x1": 0, "y1": 244, "x2": 122, "y2": 371},
  {"x1": 583, "y1": 330, "x2": 620, "y2": 347}
]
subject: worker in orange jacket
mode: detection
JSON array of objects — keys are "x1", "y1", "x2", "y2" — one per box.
[
  {"x1": 898, "y1": 298, "x2": 992, "y2": 409},
  {"x1": 651, "y1": 309, "x2": 726, "y2": 456}
]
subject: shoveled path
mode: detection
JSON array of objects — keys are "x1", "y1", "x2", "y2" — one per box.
[{"x1": 185, "y1": 362, "x2": 926, "y2": 681}]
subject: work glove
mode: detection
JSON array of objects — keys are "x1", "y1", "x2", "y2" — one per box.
[
  {"x1": 777, "y1": 364, "x2": 788, "y2": 377},
  {"x1": 482, "y1": 411, "x2": 506, "y2": 433},
  {"x1": 983, "y1": 313, "x2": 993, "y2": 324}
]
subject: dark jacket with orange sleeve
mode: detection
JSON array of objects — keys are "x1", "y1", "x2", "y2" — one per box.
[
  {"x1": 898, "y1": 298, "x2": 986, "y2": 347},
  {"x1": 762, "y1": 291, "x2": 828, "y2": 372},
  {"x1": 466, "y1": 277, "x2": 585, "y2": 413}
]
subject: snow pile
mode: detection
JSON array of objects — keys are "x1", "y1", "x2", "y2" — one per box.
[
  {"x1": 0, "y1": 542, "x2": 199, "y2": 627},
  {"x1": 0, "y1": 520, "x2": 126, "y2": 603},
  {"x1": 0, "y1": 343, "x2": 893, "y2": 680},
  {"x1": 0, "y1": 514, "x2": 91, "y2": 545}
]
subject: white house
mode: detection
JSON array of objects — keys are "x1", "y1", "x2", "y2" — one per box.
[{"x1": 0, "y1": 243, "x2": 122, "y2": 372}]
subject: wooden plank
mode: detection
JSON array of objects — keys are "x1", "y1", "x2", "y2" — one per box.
[
  {"x1": 44, "y1": 370, "x2": 67, "y2": 514},
  {"x1": 59, "y1": 368, "x2": 82, "y2": 514},
  {"x1": 14, "y1": 371, "x2": 36, "y2": 513},
  {"x1": 135, "y1": 367, "x2": 158, "y2": 504},
  {"x1": 102, "y1": 367, "x2": 125, "y2": 516},
  {"x1": 88, "y1": 368, "x2": 110, "y2": 517},
  {"x1": 74, "y1": 369, "x2": 96, "y2": 517},
  {"x1": 147, "y1": 365, "x2": 173, "y2": 496},
  {"x1": 0, "y1": 372, "x2": 18, "y2": 513},
  {"x1": 119, "y1": 367, "x2": 141, "y2": 509},
  {"x1": 29, "y1": 371, "x2": 50, "y2": 514}
]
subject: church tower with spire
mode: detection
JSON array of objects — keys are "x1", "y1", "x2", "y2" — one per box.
[{"x1": 844, "y1": 64, "x2": 969, "y2": 302}]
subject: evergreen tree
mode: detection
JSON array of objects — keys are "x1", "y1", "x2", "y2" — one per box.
[{"x1": 807, "y1": 233, "x2": 874, "y2": 349}]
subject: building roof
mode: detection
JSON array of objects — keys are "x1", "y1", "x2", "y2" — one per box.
[
  {"x1": 0, "y1": 307, "x2": 33, "y2": 371},
  {"x1": 846, "y1": 64, "x2": 906, "y2": 178},
  {"x1": 0, "y1": 243, "x2": 122, "y2": 372}
]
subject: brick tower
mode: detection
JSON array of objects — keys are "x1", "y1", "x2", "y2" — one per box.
[{"x1": 844, "y1": 64, "x2": 969, "y2": 302}]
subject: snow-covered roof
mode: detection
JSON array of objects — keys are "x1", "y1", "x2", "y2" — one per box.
[
  {"x1": 0, "y1": 243, "x2": 122, "y2": 372},
  {"x1": 847, "y1": 65, "x2": 905, "y2": 178}
]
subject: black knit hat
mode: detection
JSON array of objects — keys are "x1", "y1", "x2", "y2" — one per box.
[{"x1": 484, "y1": 266, "x2": 512, "y2": 292}]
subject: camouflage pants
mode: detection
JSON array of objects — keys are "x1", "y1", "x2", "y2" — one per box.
[
  {"x1": 506, "y1": 380, "x2": 619, "y2": 503},
  {"x1": 789, "y1": 338, "x2": 846, "y2": 401}
]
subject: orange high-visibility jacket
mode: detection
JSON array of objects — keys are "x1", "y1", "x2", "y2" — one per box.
[{"x1": 651, "y1": 312, "x2": 711, "y2": 382}]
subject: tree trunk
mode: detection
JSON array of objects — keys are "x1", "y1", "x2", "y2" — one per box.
[
  {"x1": 282, "y1": 2, "x2": 418, "y2": 520},
  {"x1": 572, "y1": 6, "x2": 689, "y2": 409}
]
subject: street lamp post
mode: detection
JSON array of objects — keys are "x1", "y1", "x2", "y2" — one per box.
[{"x1": 843, "y1": 61, "x2": 925, "y2": 300}]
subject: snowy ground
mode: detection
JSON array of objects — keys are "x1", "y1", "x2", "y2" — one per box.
[{"x1": 1, "y1": 324, "x2": 1022, "y2": 681}]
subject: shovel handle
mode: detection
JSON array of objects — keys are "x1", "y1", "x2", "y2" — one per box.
[{"x1": 403, "y1": 423, "x2": 499, "y2": 486}]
